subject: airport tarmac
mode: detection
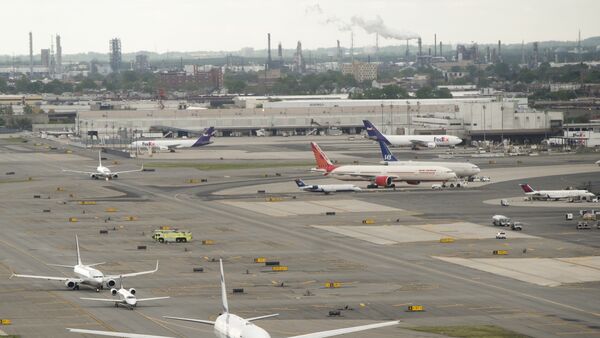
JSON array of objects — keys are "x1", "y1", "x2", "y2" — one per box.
[{"x1": 0, "y1": 135, "x2": 599, "y2": 338}]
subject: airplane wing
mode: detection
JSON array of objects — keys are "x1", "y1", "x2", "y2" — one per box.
[
  {"x1": 62, "y1": 169, "x2": 96, "y2": 175},
  {"x1": 162, "y1": 316, "x2": 215, "y2": 325},
  {"x1": 67, "y1": 328, "x2": 174, "y2": 338},
  {"x1": 409, "y1": 139, "x2": 429, "y2": 147},
  {"x1": 346, "y1": 173, "x2": 399, "y2": 180},
  {"x1": 10, "y1": 273, "x2": 79, "y2": 282},
  {"x1": 286, "y1": 320, "x2": 399, "y2": 338},
  {"x1": 136, "y1": 296, "x2": 170, "y2": 302},
  {"x1": 246, "y1": 313, "x2": 279, "y2": 322},
  {"x1": 104, "y1": 261, "x2": 158, "y2": 280},
  {"x1": 112, "y1": 166, "x2": 144, "y2": 175},
  {"x1": 80, "y1": 297, "x2": 121, "y2": 302}
]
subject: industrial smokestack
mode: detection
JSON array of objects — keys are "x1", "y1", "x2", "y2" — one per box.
[
  {"x1": 418, "y1": 37, "x2": 422, "y2": 56},
  {"x1": 434, "y1": 34, "x2": 437, "y2": 56},
  {"x1": 267, "y1": 33, "x2": 272, "y2": 67},
  {"x1": 55, "y1": 34, "x2": 62, "y2": 75},
  {"x1": 337, "y1": 40, "x2": 342, "y2": 62},
  {"x1": 29, "y1": 32, "x2": 33, "y2": 77},
  {"x1": 439, "y1": 41, "x2": 442, "y2": 57},
  {"x1": 498, "y1": 40, "x2": 502, "y2": 60},
  {"x1": 278, "y1": 42, "x2": 282, "y2": 59}
]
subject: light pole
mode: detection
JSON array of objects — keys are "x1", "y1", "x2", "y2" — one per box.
[
  {"x1": 380, "y1": 103, "x2": 384, "y2": 133},
  {"x1": 482, "y1": 104, "x2": 487, "y2": 142},
  {"x1": 500, "y1": 104, "x2": 504, "y2": 144}
]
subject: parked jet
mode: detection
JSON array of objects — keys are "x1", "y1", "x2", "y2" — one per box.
[
  {"x1": 596, "y1": 160, "x2": 600, "y2": 166},
  {"x1": 377, "y1": 140, "x2": 480, "y2": 179},
  {"x1": 68, "y1": 259, "x2": 399, "y2": 338},
  {"x1": 311, "y1": 142, "x2": 456, "y2": 187},
  {"x1": 363, "y1": 120, "x2": 462, "y2": 149},
  {"x1": 81, "y1": 277, "x2": 169, "y2": 310},
  {"x1": 295, "y1": 178, "x2": 361, "y2": 194},
  {"x1": 62, "y1": 151, "x2": 143, "y2": 181},
  {"x1": 11, "y1": 235, "x2": 159, "y2": 292},
  {"x1": 520, "y1": 183, "x2": 596, "y2": 201},
  {"x1": 129, "y1": 127, "x2": 215, "y2": 152}
]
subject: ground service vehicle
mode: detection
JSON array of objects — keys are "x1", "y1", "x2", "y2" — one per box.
[
  {"x1": 511, "y1": 222, "x2": 523, "y2": 231},
  {"x1": 496, "y1": 232, "x2": 507, "y2": 239},
  {"x1": 152, "y1": 229, "x2": 192, "y2": 243},
  {"x1": 492, "y1": 215, "x2": 512, "y2": 226}
]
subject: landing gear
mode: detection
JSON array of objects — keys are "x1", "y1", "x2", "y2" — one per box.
[{"x1": 74, "y1": 285, "x2": 80, "y2": 290}]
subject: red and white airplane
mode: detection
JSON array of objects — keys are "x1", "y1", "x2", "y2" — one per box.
[
  {"x1": 310, "y1": 142, "x2": 456, "y2": 187},
  {"x1": 520, "y1": 183, "x2": 595, "y2": 201}
]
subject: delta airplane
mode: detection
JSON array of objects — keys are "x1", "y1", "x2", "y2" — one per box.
[
  {"x1": 363, "y1": 120, "x2": 462, "y2": 149},
  {"x1": 129, "y1": 127, "x2": 215, "y2": 152},
  {"x1": 311, "y1": 142, "x2": 456, "y2": 187},
  {"x1": 377, "y1": 140, "x2": 481, "y2": 179},
  {"x1": 81, "y1": 277, "x2": 169, "y2": 310},
  {"x1": 520, "y1": 183, "x2": 596, "y2": 201},
  {"x1": 295, "y1": 178, "x2": 362, "y2": 194},
  {"x1": 68, "y1": 259, "x2": 398, "y2": 338},
  {"x1": 11, "y1": 235, "x2": 159, "y2": 292},
  {"x1": 62, "y1": 151, "x2": 143, "y2": 181}
]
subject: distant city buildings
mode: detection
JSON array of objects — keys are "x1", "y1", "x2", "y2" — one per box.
[
  {"x1": 158, "y1": 65, "x2": 223, "y2": 91},
  {"x1": 109, "y1": 38, "x2": 122, "y2": 73},
  {"x1": 341, "y1": 61, "x2": 378, "y2": 82}
]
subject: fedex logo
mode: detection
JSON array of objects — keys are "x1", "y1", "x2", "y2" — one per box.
[{"x1": 141, "y1": 141, "x2": 156, "y2": 146}]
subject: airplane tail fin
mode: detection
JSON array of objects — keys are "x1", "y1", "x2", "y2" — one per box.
[
  {"x1": 295, "y1": 178, "x2": 306, "y2": 187},
  {"x1": 378, "y1": 140, "x2": 398, "y2": 162},
  {"x1": 75, "y1": 235, "x2": 82, "y2": 266},
  {"x1": 310, "y1": 142, "x2": 336, "y2": 172},
  {"x1": 192, "y1": 127, "x2": 215, "y2": 147},
  {"x1": 363, "y1": 120, "x2": 390, "y2": 145},
  {"x1": 219, "y1": 259, "x2": 229, "y2": 314},
  {"x1": 520, "y1": 183, "x2": 535, "y2": 193}
]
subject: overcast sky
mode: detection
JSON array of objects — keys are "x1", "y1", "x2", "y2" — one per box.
[{"x1": 3, "y1": 0, "x2": 599, "y2": 55}]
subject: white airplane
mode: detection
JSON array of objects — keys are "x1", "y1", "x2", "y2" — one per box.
[
  {"x1": 596, "y1": 160, "x2": 600, "y2": 166},
  {"x1": 62, "y1": 151, "x2": 143, "y2": 181},
  {"x1": 377, "y1": 140, "x2": 481, "y2": 179},
  {"x1": 295, "y1": 178, "x2": 362, "y2": 194},
  {"x1": 11, "y1": 235, "x2": 159, "y2": 292},
  {"x1": 520, "y1": 183, "x2": 596, "y2": 201},
  {"x1": 68, "y1": 259, "x2": 398, "y2": 338},
  {"x1": 81, "y1": 277, "x2": 169, "y2": 310},
  {"x1": 311, "y1": 142, "x2": 456, "y2": 188},
  {"x1": 130, "y1": 127, "x2": 215, "y2": 152},
  {"x1": 363, "y1": 120, "x2": 462, "y2": 149}
]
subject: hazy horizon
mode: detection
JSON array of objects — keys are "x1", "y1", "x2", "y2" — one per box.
[{"x1": 2, "y1": 0, "x2": 599, "y2": 55}]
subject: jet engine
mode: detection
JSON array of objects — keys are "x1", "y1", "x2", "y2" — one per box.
[
  {"x1": 111, "y1": 174, "x2": 119, "y2": 179},
  {"x1": 374, "y1": 176, "x2": 393, "y2": 187},
  {"x1": 90, "y1": 174, "x2": 98, "y2": 179},
  {"x1": 105, "y1": 279, "x2": 116, "y2": 288},
  {"x1": 129, "y1": 288, "x2": 136, "y2": 295},
  {"x1": 111, "y1": 288, "x2": 118, "y2": 296},
  {"x1": 65, "y1": 279, "x2": 78, "y2": 289}
]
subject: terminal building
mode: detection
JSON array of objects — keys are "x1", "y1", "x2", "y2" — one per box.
[{"x1": 72, "y1": 97, "x2": 564, "y2": 143}]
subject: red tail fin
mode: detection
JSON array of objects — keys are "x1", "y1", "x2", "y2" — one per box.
[
  {"x1": 310, "y1": 142, "x2": 336, "y2": 172},
  {"x1": 520, "y1": 184, "x2": 534, "y2": 193}
]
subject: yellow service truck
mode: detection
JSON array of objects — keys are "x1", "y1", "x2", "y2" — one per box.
[{"x1": 152, "y1": 229, "x2": 192, "y2": 243}]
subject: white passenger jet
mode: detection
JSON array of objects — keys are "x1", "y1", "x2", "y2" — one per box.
[
  {"x1": 377, "y1": 140, "x2": 480, "y2": 179},
  {"x1": 11, "y1": 235, "x2": 159, "y2": 292},
  {"x1": 81, "y1": 277, "x2": 169, "y2": 309},
  {"x1": 363, "y1": 120, "x2": 462, "y2": 149},
  {"x1": 295, "y1": 178, "x2": 362, "y2": 194},
  {"x1": 520, "y1": 183, "x2": 596, "y2": 201},
  {"x1": 62, "y1": 151, "x2": 143, "y2": 181},
  {"x1": 68, "y1": 259, "x2": 398, "y2": 338},
  {"x1": 311, "y1": 142, "x2": 456, "y2": 187}
]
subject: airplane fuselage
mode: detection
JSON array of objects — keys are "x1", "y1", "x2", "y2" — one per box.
[
  {"x1": 329, "y1": 165, "x2": 456, "y2": 183},
  {"x1": 526, "y1": 190, "x2": 595, "y2": 200},
  {"x1": 301, "y1": 184, "x2": 361, "y2": 193},
  {"x1": 72, "y1": 265, "x2": 105, "y2": 289},
  {"x1": 214, "y1": 313, "x2": 271, "y2": 338},
  {"x1": 374, "y1": 134, "x2": 462, "y2": 148},
  {"x1": 384, "y1": 161, "x2": 480, "y2": 178}
]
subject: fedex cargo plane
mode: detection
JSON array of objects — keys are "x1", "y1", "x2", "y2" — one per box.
[
  {"x1": 310, "y1": 142, "x2": 456, "y2": 188},
  {"x1": 363, "y1": 120, "x2": 462, "y2": 149},
  {"x1": 520, "y1": 183, "x2": 595, "y2": 201},
  {"x1": 130, "y1": 127, "x2": 215, "y2": 152}
]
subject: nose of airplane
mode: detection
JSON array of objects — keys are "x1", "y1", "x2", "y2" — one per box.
[{"x1": 126, "y1": 298, "x2": 137, "y2": 306}]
